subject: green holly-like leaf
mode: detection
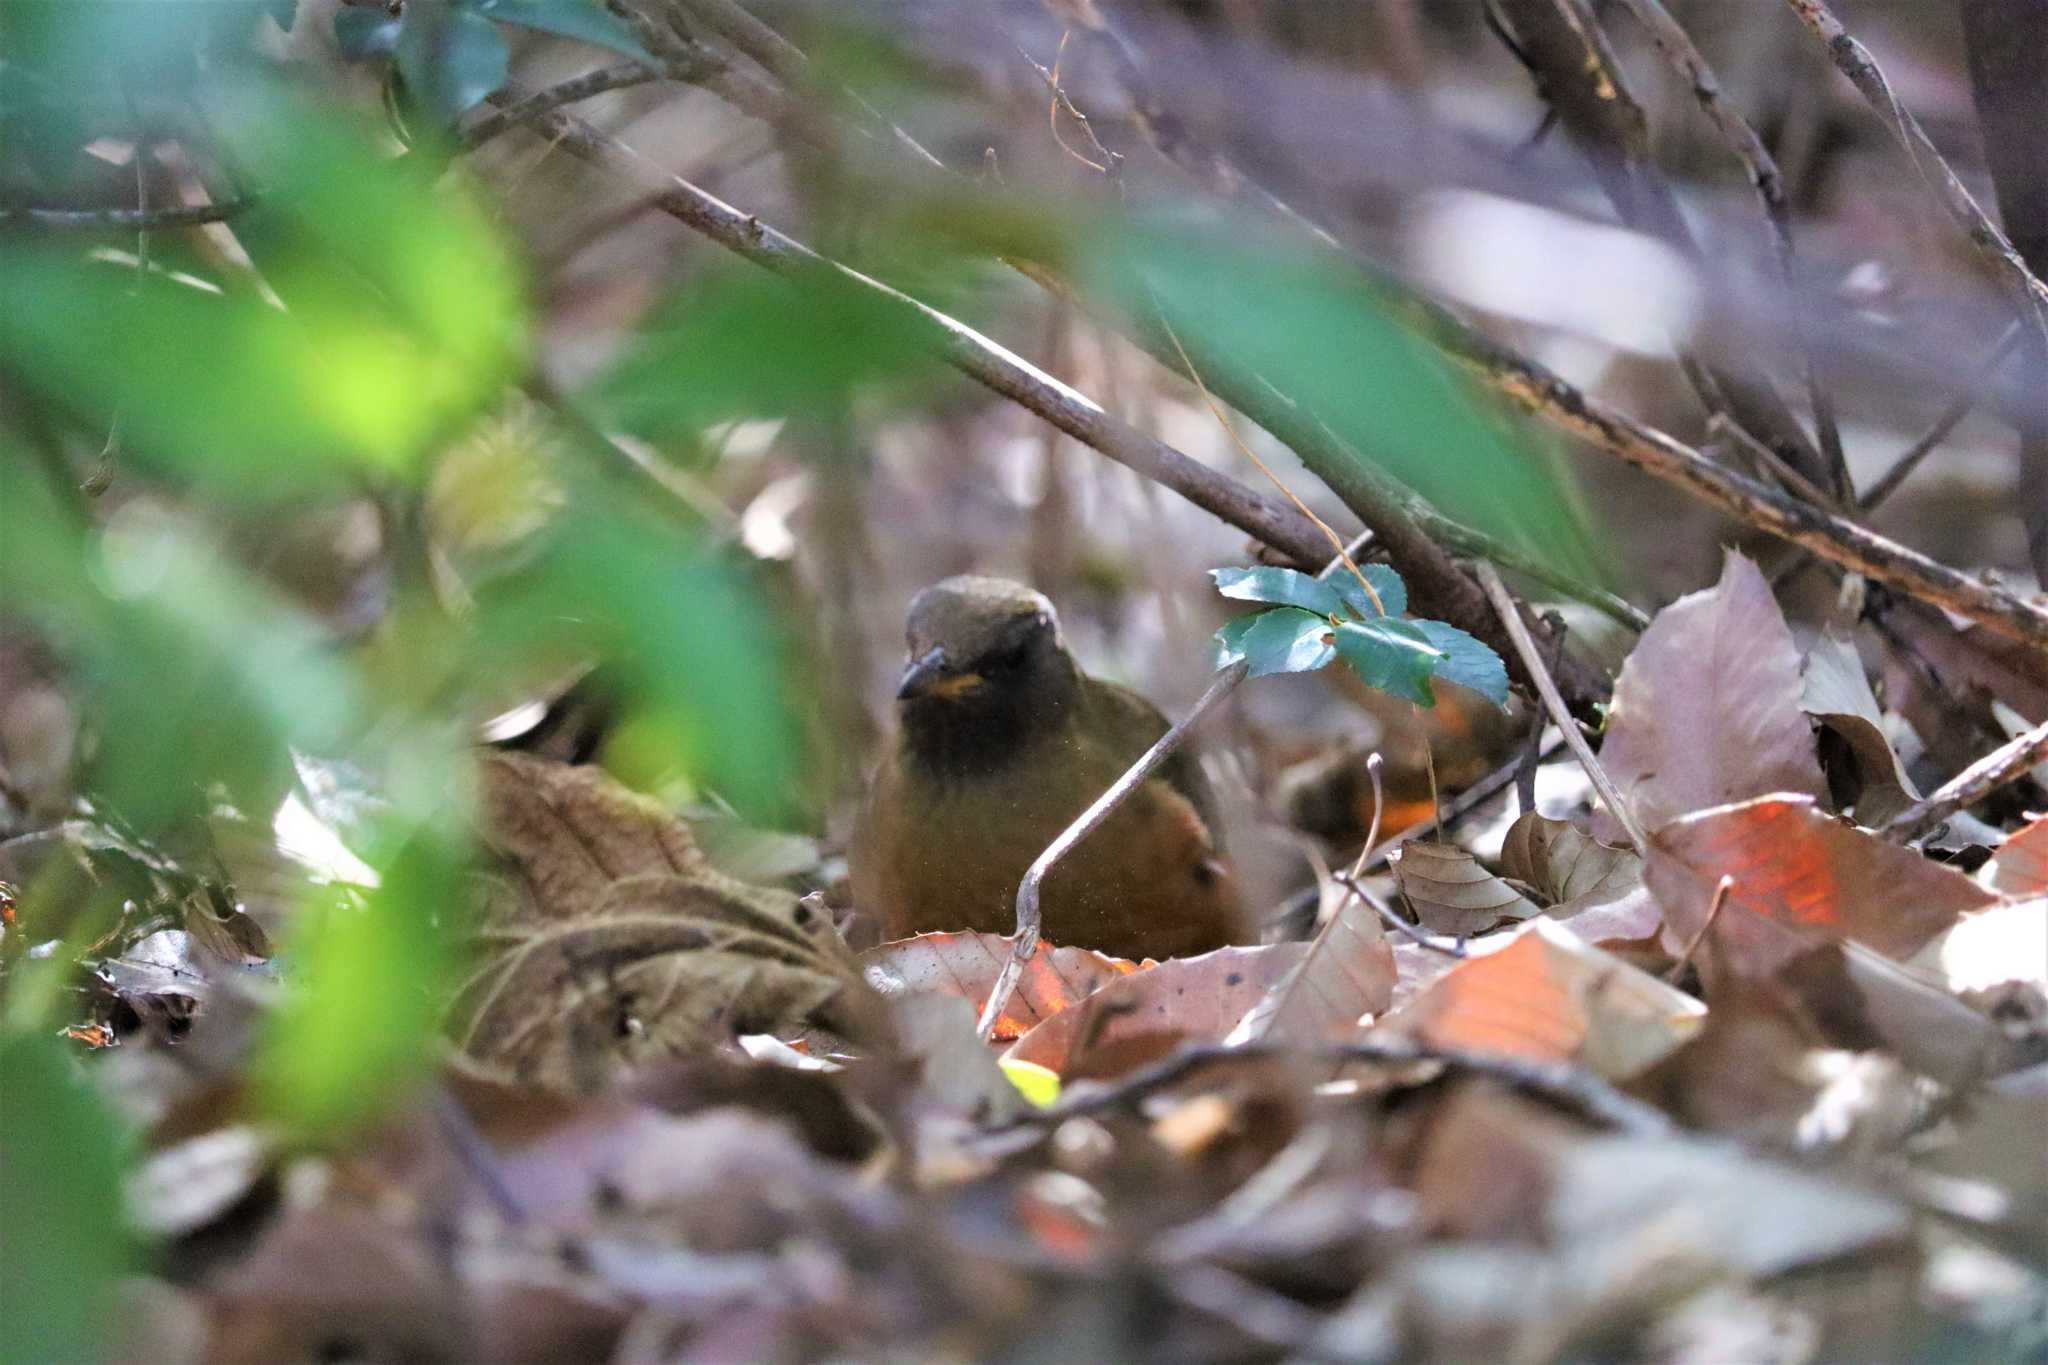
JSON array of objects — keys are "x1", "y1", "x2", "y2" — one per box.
[
  {"x1": 1210, "y1": 566, "x2": 1345, "y2": 618},
  {"x1": 1331, "y1": 563, "x2": 1406, "y2": 618},
  {"x1": 394, "y1": 2, "x2": 510, "y2": 123},
  {"x1": 1413, "y1": 618, "x2": 1511, "y2": 708},
  {"x1": 475, "y1": 0, "x2": 652, "y2": 62},
  {"x1": 1213, "y1": 607, "x2": 1337, "y2": 678},
  {"x1": 1334, "y1": 616, "x2": 1442, "y2": 706}
]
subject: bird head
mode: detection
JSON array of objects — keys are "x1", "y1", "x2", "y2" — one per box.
[{"x1": 896, "y1": 576, "x2": 1068, "y2": 707}]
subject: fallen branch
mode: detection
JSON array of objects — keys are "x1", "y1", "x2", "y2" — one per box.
[{"x1": 1883, "y1": 716, "x2": 2048, "y2": 843}]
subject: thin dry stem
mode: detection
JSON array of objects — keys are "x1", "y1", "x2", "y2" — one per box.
[{"x1": 1477, "y1": 561, "x2": 1648, "y2": 849}]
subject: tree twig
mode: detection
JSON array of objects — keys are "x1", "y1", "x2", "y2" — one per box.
[
  {"x1": 1474, "y1": 356, "x2": 2048, "y2": 652},
  {"x1": 1859, "y1": 321, "x2": 2024, "y2": 514},
  {"x1": 975, "y1": 660, "x2": 1249, "y2": 1040},
  {"x1": 460, "y1": 62, "x2": 673, "y2": 151},
  {"x1": 1612, "y1": 0, "x2": 1848, "y2": 496},
  {"x1": 1478, "y1": 560, "x2": 1648, "y2": 848},
  {"x1": 1004, "y1": 1035, "x2": 1672, "y2": 1135},
  {"x1": 496, "y1": 98, "x2": 1336, "y2": 569},
  {"x1": 1881, "y1": 716, "x2": 2048, "y2": 843},
  {"x1": 0, "y1": 197, "x2": 254, "y2": 228},
  {"x1": 1782, "y1": 0, "x2": 2048, "y2": 347}
]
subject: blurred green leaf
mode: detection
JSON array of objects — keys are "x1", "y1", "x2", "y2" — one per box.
[
  {"x1": 334, "y1": 6, "x2": 402, "y2": 58},
  {"x1": 591, "y1": 262, "x2": 953, "y2": 445},
  {"x1": 476, "y1": 0, "x2": 651, "y2": 62},
  {"x1": 1331, "y1": 563, "x2": 1407, "y2": 618},
  {"x1": 1333, "y1": 616, "x2": 1442, "y2": 707},
  {"x1": 0, "y1": 1033, "x2": 133, "y2": 1365},
  {"x1": 1090, "y1": 220, "x2": 1600, "y2": 582},
  {"x1": 255, "y1": 835, "x2": 465, "y2": 1137},
  {"x1": 475, "y1": 490, "x2": 802, "y2": 820},
  {"x1": 394, "y1": 1, "x2": 510, "y2": 123},
  {"x1": 1414, "y1": 618, "x2": 1511, "y2": 708},
  {"x1": 0, "y1": 459, "x2": 361, "y2": 834},
  {"x1": 1210, "y1": 566, "x2": 1344, "y2": 617},
  {"x1": 1215, "y1": 607, "x2": 1337, "y2": 678},
  {"x1": 0, "y1": 87, "x2": 526, "y2": 489}
]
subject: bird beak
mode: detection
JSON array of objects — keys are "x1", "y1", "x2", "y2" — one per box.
[{"x1": 898, "y1": 647, "x2": 984, "y2": 701}]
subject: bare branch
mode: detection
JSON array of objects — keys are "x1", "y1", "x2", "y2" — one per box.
[{"x1": 1883, "y1": 716, "x2": 2048, "y2": 843}]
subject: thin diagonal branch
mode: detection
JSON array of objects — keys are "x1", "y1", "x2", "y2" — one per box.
[
  {"x1": 498, "y1": 96, "x2": 1333, "y2": 569},
  {"x1": 1882, "y1": 716, "x2": 2048, "y2": 843},
  {"x1": 0, "y1": 197, "x2": 254, "y2": 228},
  {"x1": 1859, "y1": 322, "x2": 2024, "y2": 513},
  {"x1": 1784, "y1": 0, "x2": 2048, "y2": 346},
  {"x1": 1613, "y1": 0, "x2": 1848, "y2": 497}
]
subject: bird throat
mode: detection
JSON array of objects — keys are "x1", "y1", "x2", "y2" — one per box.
[{"x1": 900, "y1": 664, "x2": 1079, "y2": 782}]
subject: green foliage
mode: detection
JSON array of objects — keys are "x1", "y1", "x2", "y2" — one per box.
[
  {"x1": 254, "y1": 835, "x2": 465, "y2": 1139},
  {"x1": 591, "y1": 261, "x2": 960, "y2": 447},
  {"x1": 0, "y1": 1034, "x2": 133, "y2": 1365},
  {"x1": 1210, "y1": 565, "x2": 1511, "y2": 708},
  {"x1": 334, "y1": 0, "x2": 649, "y2": 123},
  {"x1": 475, "y1": 484, "x2": 803, "y2": 820},
  {"x1": 1089, "y1": 219, "x2": 1603, "y2": 585},
  {"x1": 0, "y1": 89, "x2": 528, "y2": 492},
  {"x1": 1, "y1": 461, "x2": 362, "y2": 834}
]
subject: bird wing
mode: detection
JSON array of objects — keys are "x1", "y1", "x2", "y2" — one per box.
[{"x1": 1078, "y1": 677, "x2": 1227, "y2": 852}]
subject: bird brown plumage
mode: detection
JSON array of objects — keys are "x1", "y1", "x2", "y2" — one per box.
[{"x1": 850, "y1": 576, "x2": 1245, "y2": 961}]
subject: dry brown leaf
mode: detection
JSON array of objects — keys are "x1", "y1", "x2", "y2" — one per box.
[
  {"x1": 1643, "y1": 794, "x2": 1997, "y2": 978},
  {"x1": 1630, "y1": 975, "x2": 1923, "y2": 1156},
  {"x1": 1801, "y1": 627, "x2": 1920, "y2": 827},
  {"x1": 1594, "y1": 552, "x2": 1825, "y2": 838},
  {"x1": 1227, "y1": 885, "x2": 1396, "y2": 1045},
  {"x1": 1003, "y1": 943, "x2": 1308, "y2": 1078},
  {"x1": 455, "y1": 755, "x2": 871, "y2": 1089},
  {"x1": 858, "y1": 931, "x2": 1142, "y2": 1042},
  {"x1": 1390, "y1": 842, "x2": 1539, "y2": 936},
  {"x1": 1989, "y1": 818, "x2": 2048, "y2": 896},
  {"x1": 1499, "y1": 812, "x2": 1641, "y2": 914},
  {"x1": 1375, "y1": 918, "x2": 1704, "y2": 1080}
]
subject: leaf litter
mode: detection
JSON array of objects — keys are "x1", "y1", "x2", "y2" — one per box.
[{"x1": 14, "y1": 557, "x2": 2048, "y2": 1362}]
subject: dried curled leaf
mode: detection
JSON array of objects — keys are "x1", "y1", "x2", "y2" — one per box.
[
  {"x1": 1800, "y1": 627, "x2": 1919, "y2": 827},
  {"x1": 1228, "y1": 884, "x2": 1395, "y2": 1045},
  {"x1": 1499, "y1": 811, "x2": 1641, "y2": 913},
  {"x1": 454, "y1": 755, "x2": 870, "y2": 1089},
  {"x1": 1390, "y1": 841, "x2": 1539, "y2": 936}
]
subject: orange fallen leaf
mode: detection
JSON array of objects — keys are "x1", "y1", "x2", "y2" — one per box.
[
  {"x1": 1004, "y1": 943, "x2": 1307, "y2": 1078},
  {"x1": 1644, "y1": 795, "x2": 1996, "y2": 977},
  {"x1": 859, "y1": 931, "x2": 1143, "y2": 1042},
  {"x1": 1375, "y1": 919, "x2": 1704, "y2": 1080},
  {"x1": 1989, "y1": 818, "x2": 2048, "y2": 897}
]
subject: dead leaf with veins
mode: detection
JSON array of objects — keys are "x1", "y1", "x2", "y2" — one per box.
[
  {"x1": 452, "y1": 754, "x2": 876, "y2": 1090},
  {"x1": 1390, "y1": 841, "x2": 1540, "y2": 936},
  {"x1": 1594, "y1": 552, "x2": 1826, "y2": 839},
  {"x1": 1643, "y1": 794, "x2": 1997, "y2": 979}
]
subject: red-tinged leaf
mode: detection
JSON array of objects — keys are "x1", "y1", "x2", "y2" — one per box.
[
  {"x1": 1595, "y1": 552, "x2": 1825, "y2": 839},
  {"x1": 1227, "y1": 887, "x2": 1396, "y2": 1044},
  {"x1": 1643, "y1": 795, "x2": 1998, "y2": 978},
  {"x1": 1003, "y1": 943, "x2": 1308, "y2": 1078},
  {"x1": 1989, "y1": 818, "x2": 2048, "y2": 897},
  {"x1": 1375, "y1": 918, "x2": 1705, "y2": 1080},
  {"x1": 858, "y1": 931, "x2": 1142, "y2": 1042}
]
